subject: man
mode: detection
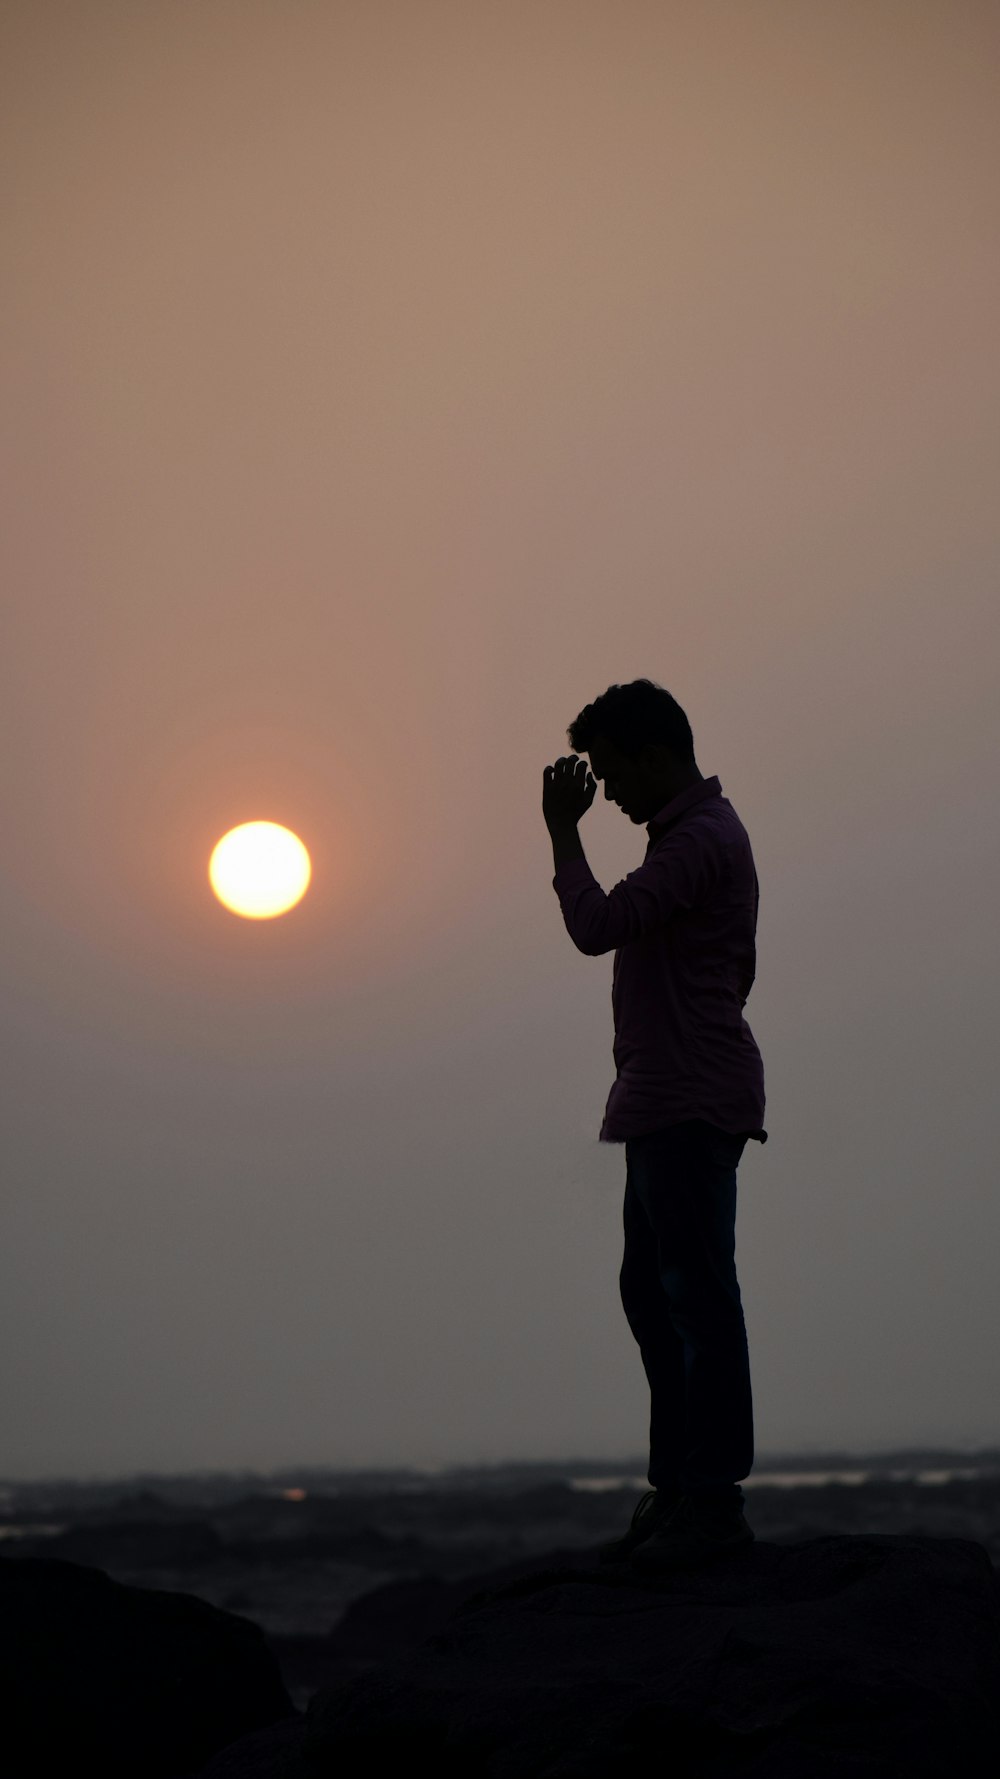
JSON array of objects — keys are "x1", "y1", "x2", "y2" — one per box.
[{"x1": 543, "y1": 678, "x2": 766, "y2": 1573}]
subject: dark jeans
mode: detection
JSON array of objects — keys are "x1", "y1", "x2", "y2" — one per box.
[{"x1": 621, "y1": 1119, "x2": 753, "y2": 1510}]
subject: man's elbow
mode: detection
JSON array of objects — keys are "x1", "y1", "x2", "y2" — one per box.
[{"x1": 570, "y1": 929, "x2": 614, "y2": 958}]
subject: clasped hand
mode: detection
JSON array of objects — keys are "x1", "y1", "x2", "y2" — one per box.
[{"x1": 542, "y1": 754, "x2": 596, "y2": 830}]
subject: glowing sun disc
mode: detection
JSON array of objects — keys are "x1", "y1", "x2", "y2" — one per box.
[{"x1": 209, "y1": 822, "x2": 311, "y2": 919}]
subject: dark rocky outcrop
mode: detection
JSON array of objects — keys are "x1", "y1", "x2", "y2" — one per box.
[
  {"x1": 0, "y1": 1557, "x2": 296, "y2": 1778},
  {"x1": 201, "y1": 1534, "x2": 1000, "y2": 1777},
  {"x1": 266, "y1": 1552, "x2": 597, "y2": 1707}
]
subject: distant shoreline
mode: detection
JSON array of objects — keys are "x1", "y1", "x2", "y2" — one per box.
[{"x1": 4, "y1": 1445, "x2": 1000, "y2": 1510}]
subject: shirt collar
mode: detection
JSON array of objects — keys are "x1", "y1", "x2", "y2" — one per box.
[{"x1": 646, "y1": 775, "x2": 721, "y2": 844}]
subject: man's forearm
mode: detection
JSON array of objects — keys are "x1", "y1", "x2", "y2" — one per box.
[{"x1": 548, "y1": 821, "x2": 586, "y2": 872}]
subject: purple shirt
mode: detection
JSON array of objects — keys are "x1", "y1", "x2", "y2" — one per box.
[{"x1": 552, "y1": 775, "x2": 767, "y2": 1145}]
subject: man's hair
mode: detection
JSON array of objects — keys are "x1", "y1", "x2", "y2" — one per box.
[{"x1": 567, "y1": 679, "x2": 695, "y2": 765}]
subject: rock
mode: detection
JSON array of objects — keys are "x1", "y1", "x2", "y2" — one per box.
[
  {"x1": 193, "y1": 1718, "x2": 308, "y2": 1779},
  {"x1": 0, "y1": 1556, "x2": 296, "y2": 1778},
  {"x1": 203, "y1": 1535, "x2": 1000, "y2": 1777},
  {"x1": 265, "y1": 1548, "x2": 600, "y2": 1707}
]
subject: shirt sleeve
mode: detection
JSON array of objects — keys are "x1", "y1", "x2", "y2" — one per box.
[{"x1": 552, "y1": 836, "x2": 713, "y2": 956}]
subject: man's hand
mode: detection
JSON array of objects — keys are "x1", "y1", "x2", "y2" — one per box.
[{"x1": 543, "y1": 755, "x2": 597, "y2": 831}]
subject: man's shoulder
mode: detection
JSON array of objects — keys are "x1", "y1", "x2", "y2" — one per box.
[
  {"x1": 642, "y1": 804, "x2": 756, "y2": 906},
  {"x1": 647, "y1": 797, "x2": 748, "y2": 855}
]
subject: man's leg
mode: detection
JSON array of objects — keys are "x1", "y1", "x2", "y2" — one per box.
[
  {"x1": 620, "y1": 1140, "x2": 687, "y2": 1492},
  {"x1": 622, "y1": 1121, "x2": 753, "y2": 1509}
]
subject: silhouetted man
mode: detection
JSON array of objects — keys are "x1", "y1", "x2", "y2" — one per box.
[{"x1": 543, "y1": 679, "x2": 766, "y2": 1573}]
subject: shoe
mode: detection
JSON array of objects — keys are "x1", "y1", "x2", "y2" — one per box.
[
  {"x1": 629, "y1": 1492, "x2": 755, "y2": 1575},
  {"x1": 598, "y1": 1488, "x2": 685, "y2": 1564}
]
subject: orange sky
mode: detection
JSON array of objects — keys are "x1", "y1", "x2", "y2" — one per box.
[{"x1": 2, "y1": 0, "x2": 998, "y2": 1477}]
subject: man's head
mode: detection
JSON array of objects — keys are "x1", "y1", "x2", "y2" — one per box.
[{"x1": 567, "y1": 679, "x2": 702, "y2": 824}]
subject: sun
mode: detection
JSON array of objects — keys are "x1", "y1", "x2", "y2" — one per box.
[{"x1": 208, "y1": 822, "x2": 311, "y2": 919}]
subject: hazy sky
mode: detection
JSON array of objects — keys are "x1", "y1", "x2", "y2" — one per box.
[{"x1": 3, "y1": 1, "x2": 998, "y2": 1480}]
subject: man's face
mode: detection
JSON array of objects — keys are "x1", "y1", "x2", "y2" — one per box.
[{"x1": 585, "y1": 736, "x2": 650, "y2": 822}]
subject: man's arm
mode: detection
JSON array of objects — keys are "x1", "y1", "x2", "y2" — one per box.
[
  {"x1": 552, "y1": 833, "x2": 711, "y2": 955},
  {"x1": 549, "y1": 821, "x2": 585, "y2": 872}
]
